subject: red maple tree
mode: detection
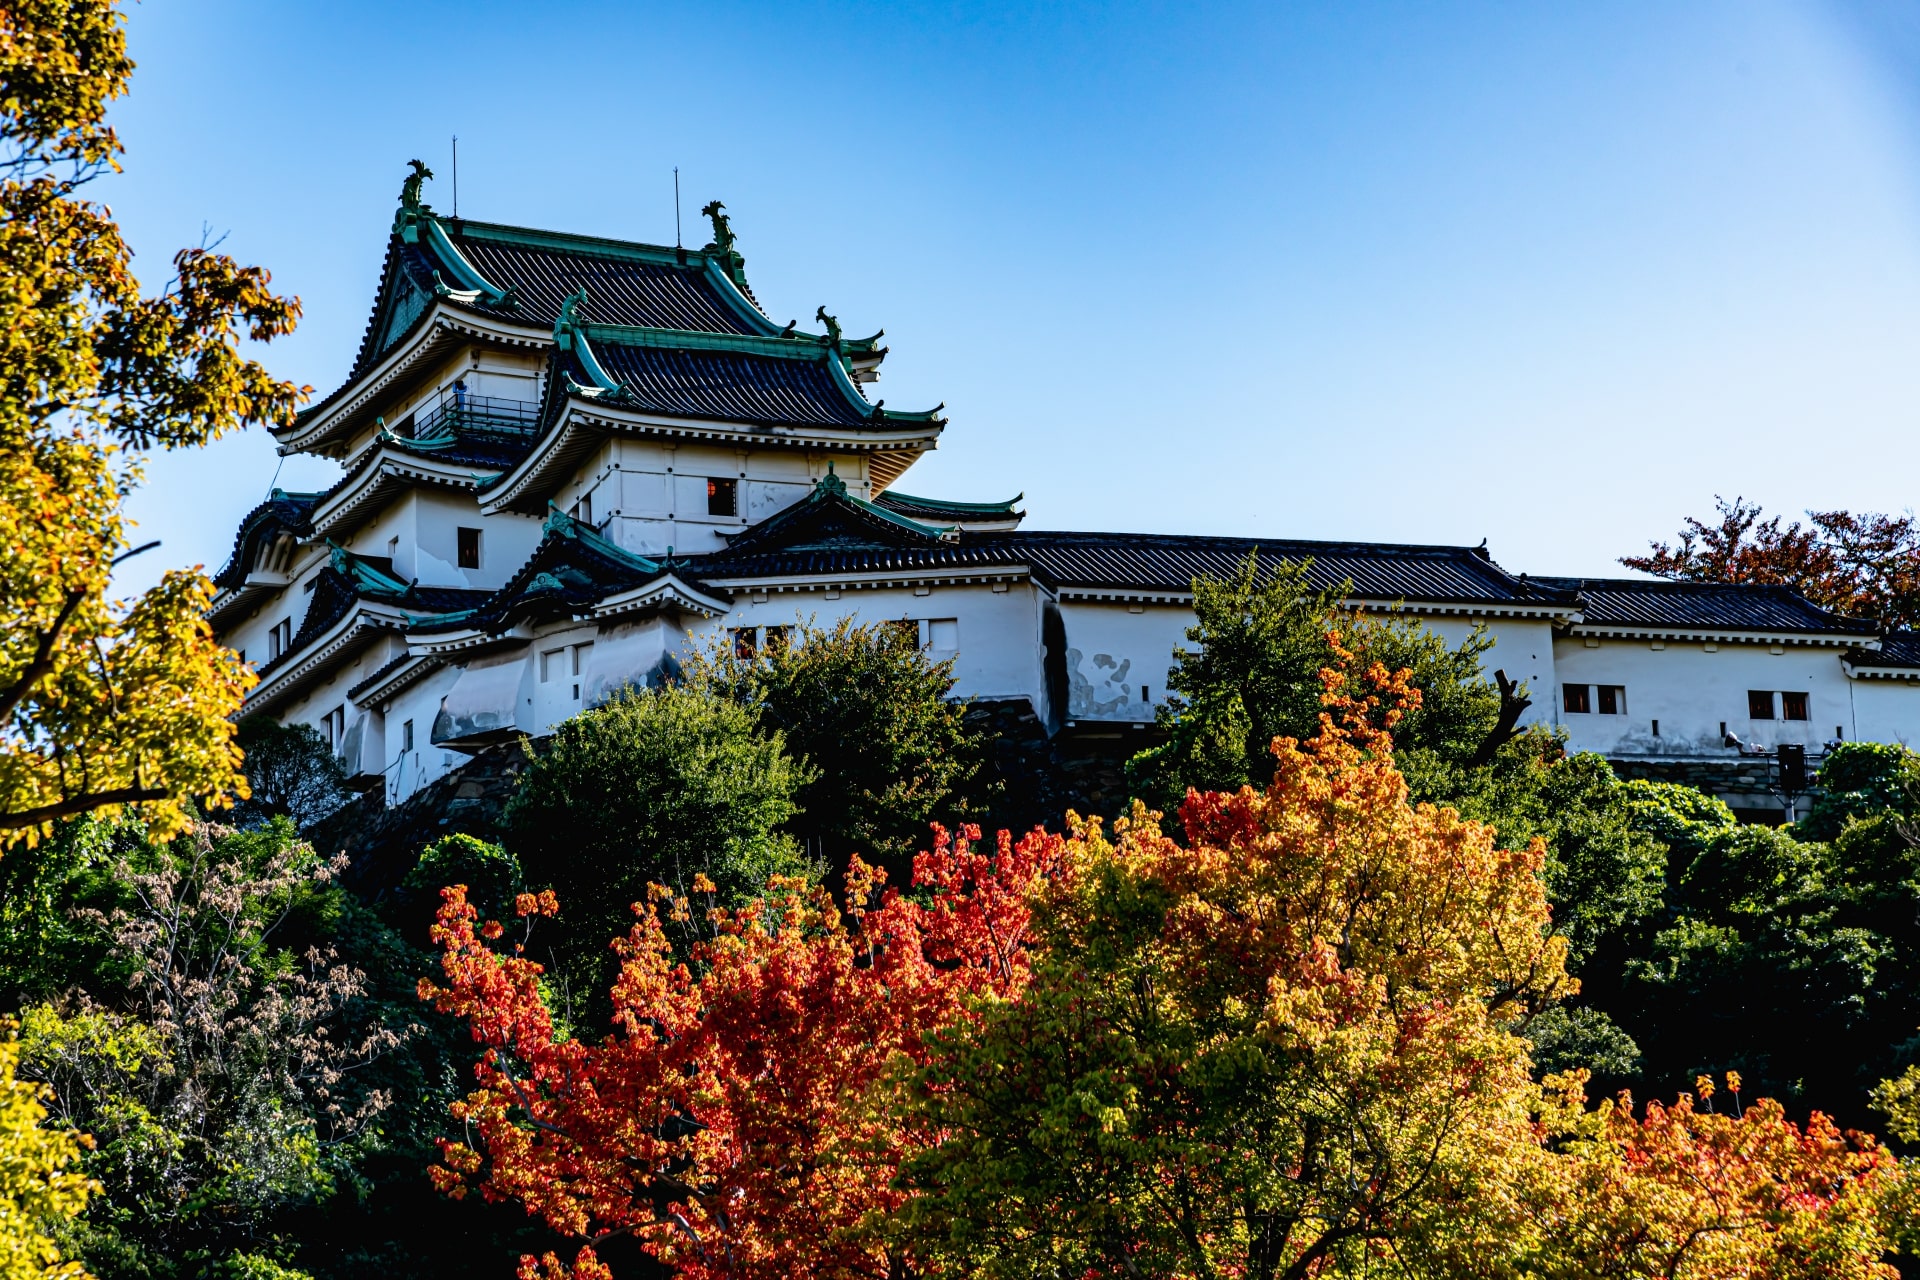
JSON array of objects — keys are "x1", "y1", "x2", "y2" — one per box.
[
  {"x1": 1624, "y1": 495, "x2": 1920, "y2": 631},
  {"x1": 419, "y1": 823, "x2": 1060, "y2": 1280}
]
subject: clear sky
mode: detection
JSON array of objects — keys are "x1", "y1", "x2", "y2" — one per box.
[{"x1": 105, "y1": 0, "x2": 1920, "y2": 595}]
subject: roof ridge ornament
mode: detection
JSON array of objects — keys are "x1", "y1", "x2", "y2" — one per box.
[
  {"x1": 816, "y1": 461, "x2": 848, "y2": 498},
  {"x1": 701, "y1": 200, "x2": 749, "y2": 288},
  {"x1": 815, "y1": 306, "x2": 842, "y2": 349},
  {"x1": 553, "y1": 289, "x2": 631, "y2": 401}
]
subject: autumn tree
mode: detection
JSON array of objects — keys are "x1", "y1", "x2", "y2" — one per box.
[
  {"x1": 421, "y1": 824, "x2": 1058, "y2": 1280},
  {"x1": 1624, "y1": 495, "x2": 1920, "y2": 630},
  {"x1": 896, "y1": 668, "x2": 1575, "y2": 1279},
  {"x1": 0, "y1": 1024, "x2": 92, "y2": 1280},
  {"x1": 0, "y1": 0, "x2": 306, "y2": 840}
]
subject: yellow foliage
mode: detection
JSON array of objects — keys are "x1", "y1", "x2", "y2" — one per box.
[{"x1": 0, "y1": 1027, "x2": 93, "y2": 1280}]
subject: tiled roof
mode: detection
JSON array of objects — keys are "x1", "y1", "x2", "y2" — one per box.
[
  {"x1": 1851, "y1": 632, "x2": 1920, "y2": 669},
  {"x1": 448, "y1": 225, "x2": 760, "y2": 334},
  {"x1": 1534, "y1": 577, "x2": 1876, "y2": 635},
  {"x1": 697, "y1": 517, "x2": 1567, "y2": 607},
  {"x1": 588, "y1": 340, "x2": 872, "y2": 428},
  {"x1": 407, "y1": 510, "x2": 665, "y2": 636},
  {"x1": 874, "y1": 490, "x2": 1024, "y2": 523},
  {"x1": 213, "y1": 491, "x2": 319, "y2": 590}
]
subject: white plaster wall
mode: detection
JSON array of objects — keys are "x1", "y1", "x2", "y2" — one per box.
[
  {"x1": 346, "y1": 491, "x2": 542, "y2": 591},
  {"x1": 699, "y1": 581, "x2": 1049, "y2": 712},
  {"x1": 1053, "y1": 604, "x2": 1558, "y2": 726},
  {"x1": 562, "y1": 439, "x2": 870, "y2": 558},
  {"x1": 1844, "y1": 679, "x2": 1920, "y2": 748},
  {"x1": 377, "y1": 664, "x2": 465, "y2": 802},
  {"x1": 1551, "y1": 638, "x2": 1853, "y2": 756}
]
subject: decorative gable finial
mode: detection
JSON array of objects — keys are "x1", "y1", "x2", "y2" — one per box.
[
  {"x1": 554, "y1": 288, "x2": 588, "y2": 350},
  {"x1": 815, "y1": 306, "x2": 842, "y2": 349},
  {"x1": 816, "y1": 460, "x2": 848, "y2": 498},
  {"x1": 400, "y1": 159, "x2": 434, "y2": 212},
  {"x1": 701, "y1": 199, "x2": 749, "y2": 288}
]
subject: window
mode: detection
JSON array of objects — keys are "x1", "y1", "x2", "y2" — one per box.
[
  {"x1": 1562, "y1": 684, "x2": 1591, "y2": 714},
  {"x1": 732, "y1": 627, "x2": 757, "y2": 659},
  {"x1": 708, "y1": 477, "x2": 738, "y2": 517},
  {"x1": 1651, "y1": 718, "x2": 1660, "y2": 738},
  {"x1": 236, "y1": 648, "x2": 246, "y2": 667},
  {"x1": 1748, "y1": 690, "x2": 1776, "y2": 720},
  {"x1": 572, "y1": 492, "x2": 593, "y2": 525},
  {"x1": 540, "y1": 648, "x2": 563, "y2": 682},
  {"x1": 457, "y1": 527, "x2": 482, "y2": 569},
  {"x1": 762, "y1": 625, "x2": 791, "y2": 654},
  {"x1": 1597, "y1": 685, "x2": 1626, "y2": 715},
  {"x1": 402, "y1": 719, "x2": 414, "y2": 752},
  {"x1": 393, "y1": 412, "x2": 415, "y2": 439},
  {"x1": 322, "y1": 705, "x2": 346, "y2": 751},
  {"x1": 267, "y1": 618, "x2": 292, "y2": 660},
  {"x1": 1781, "y1": 691, "x2": 1809, "y2": 721},
  {"x1": 886, "y1": 619, "x2": 920, "y2": 648},
  {"x1": 571, "y1": 642, "x2": 592, "y2": 700}
]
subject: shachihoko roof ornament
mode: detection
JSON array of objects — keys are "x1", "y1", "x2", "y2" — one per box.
[{"x1": 701, "y1": 200, "x2": 748, "y2": 289}]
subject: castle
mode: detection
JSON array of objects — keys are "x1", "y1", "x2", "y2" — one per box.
[{"x1": 212, "y1": 165, "x2": 1920, "y2": 820}]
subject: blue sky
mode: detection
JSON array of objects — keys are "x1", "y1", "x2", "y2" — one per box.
[{"x1": 107, "y1": 1, "x2": 1920, "y2": 593}]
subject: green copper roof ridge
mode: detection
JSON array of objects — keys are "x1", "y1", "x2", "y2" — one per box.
[
  {"x1": 811, "y1": 466, "x2": 952, "y2": 539},
  {"x1": 454, "y1": 219, "x2": 698, "y2": 268},
  {"x1": 542, "y1": 503, "x2": 662, "y2": 575},
  {"x1": 327, "y1": 540, "x2": 412, "y2": 596},
  {"x1": 402, "y1": 605, "x2": 479, "y2": 627},
  {"x1": 701, "y1": 254, "x2": 779, "y2": 335},
  {"x1": 420, "y1": 217, "x2": 514, "y2": 307},
  {"x1": 877, "y1": 490, "x2": 1024, "y2": 514},
  {"x1": 580, "y1": 323, "x2": 835, "y2": 361}
]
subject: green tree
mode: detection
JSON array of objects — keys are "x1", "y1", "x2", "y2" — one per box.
[
  {"x1": 0, "y1": 0, "x2": 307, "y2": 841},
  {"x1": 501, "y1": 685, "x2": 809, "y2": 1005},
  {"x1": 227, "y1": 718, "x2": 352, "y2": 832},
  {"x1": 692, "y1": 617, "x2": 986, "y2": 879}
]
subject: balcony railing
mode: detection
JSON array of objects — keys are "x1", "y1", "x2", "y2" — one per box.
[{"x1": 402, "y1": 391, "x2": 540, "y2": 441}]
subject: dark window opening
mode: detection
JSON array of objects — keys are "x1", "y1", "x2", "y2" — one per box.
[
  {"x1": 1748, "y1": 690, "x2": 1776, "y2": 720},
  {"x1": 402, "y1": 719, "x2": 414, "y2": 752},
  {"x1": 1836, "y1": 725, "x2": 1845, "y2": 740},
  {"x1": 732, "y1": 627, "x2": 757, "y2": 659},
  {"x1": 1598, "y1": 685, "x2": 1625, "y2": 715},
  {"x1": 1562, "y1": 684, "x2": 1591, "y2": 714},
  {"x1": 394, "y1": 413, "x2": 415, "y2": 439},
  {"x1": 1142, "y1": 685, "x2": 1151, "y2": 703},
  {"x1": 762, "y1": 625, "x2": 791, "y2": 653},
  {"x1": 457, "y1": 526, "x2": 482, "y2": 570},
  {"x1": 1781, "y1": 691, "x2": 1809, "y2": 721},
  {"x1": 886, "y1": 619, "x2": 921, "y2": 648},
  {"x1": 708, "y1": 477, "x2": 738, "y2": 517},
  {"x1": 1652, "y1": 718, "x2": 1660, "y2": 737}
]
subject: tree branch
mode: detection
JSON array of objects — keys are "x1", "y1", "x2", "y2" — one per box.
[
  {"x1": 0, "y1": 542, "x2": 158, "y2": 725},
  {"x1": 1466, "y1": 668, "x2": 1532, "y2": 769},
  {"x1": 0, "y1": 786, "x2": 169, "y2": 830}
]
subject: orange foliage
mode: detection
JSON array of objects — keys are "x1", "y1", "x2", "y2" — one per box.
[{"x1": 420, "y1": 824, "x2": 1059, "y2": 1280}]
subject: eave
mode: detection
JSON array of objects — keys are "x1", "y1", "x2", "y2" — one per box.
[
  {"x1": 1561, "y1": 623, "x2": 1879, "y2": 649},
  {"x1": 275, "y1": 303, "x2": 551, "y2": 457},
  {"x1": 1047, "y1": 587, "x2": 1579, "y2": 619},
  {"x1": 207, "y1": 571, "x2": 292, "y2": 630},
  {"x1": 478, "y1": 400, "x2": 942, "y2": 517},
  {"x1": 345, "y1": 653, "x2": 442, "y2": 711},
  {"x1": 241, "y1": 602, "x2": 410, "y2": 716},
  {"x1": 593, "y1": 573, "x2": 733, "y2": 621},
  {"x1": 700, "y1": 565, "x2": 1032, "y2": 596},
  {"x1": 310, "y1": 447, "x2": 500, "y2": 539}
]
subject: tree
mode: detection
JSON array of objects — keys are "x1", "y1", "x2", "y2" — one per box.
[
  {"x1": 0, "y1": 0, "x2": 306, "y2": 841},
  {"x1": 16, "y1": 820, "x2": 405, "y2": 1279},
  {"x1": 421, "y1": 823, "x2": 1058, "y2": 1280},
  {"x1": 1527, "y1": 1075, "x2": 1896, "y2": 1279},
  {"x1": 1623, "y1": 496, "x2": 1920, "y2": 630},
  {"x1": 895, "y1": 671, "x2": 1576, "y2": 1279},
  {"x1": 0, "y1": 1024, "x2": 93, "y2": 1280},
  {"x1": 227, "y1": 717, "x2": 352, "y2": 832},
  {"x1": 1125, "y1": 553, "x2": 1534, "y2": 815},
  {"x1": 691, "y1": 617, "x2": 987, "y2": 880},
  {"x1": 500, "y1": 685, "x2": 810, "y2": 1012}
]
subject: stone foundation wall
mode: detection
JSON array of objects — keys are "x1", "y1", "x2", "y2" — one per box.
[{"x1": 1606, "y1": 755, "x2": 1810, "y2": 822}]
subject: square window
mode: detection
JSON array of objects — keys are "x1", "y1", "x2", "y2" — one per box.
[
  {"x1": 1598, "y1": 685, "x2": 1625, "y2": 715},
  {"x1": 708, "y1": 477, "x2": 738, "y2": 517},
  {"x1": 762, "y1": 625, "x2": 791, "y2": 654},
  {"x1": 1747, "y1": 690, "x2": 1776, "y2": 720},
  {"x1": 732, "y1": 627, "x2": 757, "y2": 659},
  {"x1": 457, "y1": 527, "x2": 482, "y2": 569},
  {"x1": 1562, "y1": 685, "x2": 1591, "y2": 714},
  {"x1": 885, "y1": 619, "x2": 921, "y2": 648},
  {"x1": 1782, "y1": 691, "x2": 1809, "y2": 721}
]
